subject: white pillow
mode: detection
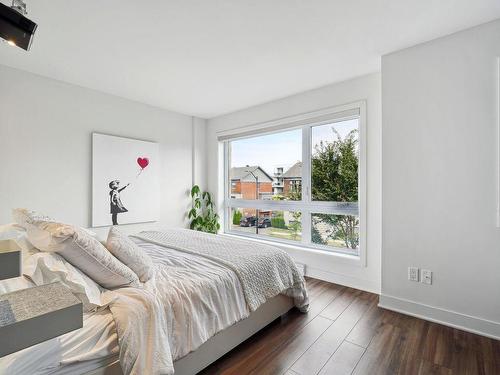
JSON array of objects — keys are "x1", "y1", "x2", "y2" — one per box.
[
  {"x1": 12, "y1": 208, "x2": 64, "y2": 251},
  {"x1": 26, "y1": 221, "x2": 140, "y2": 289},
  {"x1": 26, "y1": 221, "x2": 75, "y2": 252},
  {"x1": 106, "y1": 227, "x2": 154, "y2": 283},
  {"x1": 12, "y1": 208, "x2": 98, "y2": 249},
  {"x1": 12, "y1": 208, "x2": 54, "y2": 227},
  {"x1": 0, "y1": 223, "x2": 39, "y2": 262},
  {"x1": 23, "y1": 252, "x2": 104, "y2": 312}
]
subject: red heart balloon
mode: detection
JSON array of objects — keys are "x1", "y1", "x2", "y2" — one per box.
[{"x1": 137, "y1": 157, "x2": 149, "y2": 169}]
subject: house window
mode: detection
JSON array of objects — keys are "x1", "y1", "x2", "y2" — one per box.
[{"x1": 221, "y1": 103, "x2": 365, "y2": 257}]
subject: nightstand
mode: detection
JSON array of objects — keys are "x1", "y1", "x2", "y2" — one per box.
[
  {"x1": 0, "y1": 239, "x2": 21, "y2": 280},
  {"x1": 0, "y1": 282, "x2": 83, "y2": 357}
]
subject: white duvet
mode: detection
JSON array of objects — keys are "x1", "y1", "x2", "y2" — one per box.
[
  {"x1": 102, "y1": 287, "x2": 173, "y2": 375},
  {"x1": 112, "y1": 231, "x2": 308, "y2": 375},
  {"x1": 137, "y1": 238, "x2": 249, "y2": 360}
]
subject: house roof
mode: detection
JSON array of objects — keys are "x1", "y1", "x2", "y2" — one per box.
[
  {"x1": 230, "y1": 166, "x2": 273, "y2": 182},
  {"x1": 283, "y1": 161, "x2": 302, "y2": 178}
]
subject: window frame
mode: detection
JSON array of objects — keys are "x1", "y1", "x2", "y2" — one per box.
[{"x1": 219, "y1": 101, "x2": 367, "y2": 265}]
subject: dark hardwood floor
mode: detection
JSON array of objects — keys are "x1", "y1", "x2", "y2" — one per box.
[{"x1": 199, "y1": 277, "x2": 500, "y2": 375}]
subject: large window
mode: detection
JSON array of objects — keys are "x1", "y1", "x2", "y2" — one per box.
[{"x1": 222, "y1": 104, "x2": 365, "y2": 257}]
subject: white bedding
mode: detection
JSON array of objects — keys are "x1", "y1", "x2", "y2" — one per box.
[
  {"x1": 137, "y1": 238, "x2": 249, "y2": 360},
  {"x1": 136, "y1": 230, "x2": 309, "y2": 312},
  {"x1": 0, "y1": 309, "x2": 119, "y2": 375},
  {"x1": 0, "y1": 239, "x2": 249, "y2": 375},
  {"x1": 119, "y1": 228, "x2": 310, "y2": 375},
  {"x1": 103, "y1": 286, "x2": 173, "y2": 375}
]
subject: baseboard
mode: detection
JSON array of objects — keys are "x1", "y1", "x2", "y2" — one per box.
[
  {"x1": 379, "y1": 294, "x2": 500, "y2": 340},
  {"x1": 305, "y1": 266, "x2": 380, "y2": 294}
]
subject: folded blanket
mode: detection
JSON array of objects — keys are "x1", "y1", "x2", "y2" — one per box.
[
  {"x1": 102, "y1": 288, "x2": 174, "y2": 375},
  {"x1": 134, "y1": 229, "x2": 309, "y2": 312}
]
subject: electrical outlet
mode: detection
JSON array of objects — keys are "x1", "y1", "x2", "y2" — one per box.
[
  {"x1": 408, "y1": 267, "x2": 419, "y2": 282},
  {"x1": 421, "y1": 269, "x2": 432, "y2": 285}
]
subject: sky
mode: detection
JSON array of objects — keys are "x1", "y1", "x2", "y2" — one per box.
[{"x1": 230, "y1": 119, "x2": 358, "y2": 175}]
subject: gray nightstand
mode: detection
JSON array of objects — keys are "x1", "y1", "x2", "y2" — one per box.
[
  {"x1": 0, "y1": 282, "x2": 83, "y2": 357},
  {"x1": 0, "y1": 239, "x2": 21, "y2": 280}
]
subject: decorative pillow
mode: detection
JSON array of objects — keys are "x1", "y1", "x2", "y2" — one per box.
[
  {"x1": 12, "y1": 208, "x2": 54, "y2": 228},
  {"x1": 26, "y1": 220, "x2": 140, "y2": 289},
  {"x1": 12, "y1": 208, "x2": 98, "y2": 247},
  {"x1": 106, "y1": 227, "x2": 154, "y2": 283},
  {"x1": 23, "y1": 252, "x2": 105, "y2": 312},
  {"x1": 0, "y1": 223, "x2": 39, "y2": 262},
  {"x1": 25, "y1": 221, "x2": 75, "y2": 252}
]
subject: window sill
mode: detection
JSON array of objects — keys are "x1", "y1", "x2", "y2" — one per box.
[{"x1": 220, "y1": 231, "x2": 364, "y2": 267}]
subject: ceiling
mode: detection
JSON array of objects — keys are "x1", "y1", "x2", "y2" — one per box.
[{"x1": 1, "y1": 1, "x2": 499, "y2": 118}]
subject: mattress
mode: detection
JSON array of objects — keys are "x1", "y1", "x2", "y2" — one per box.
[{"x1": 0, "y1": 239, "x2": 250, "y2": 375}]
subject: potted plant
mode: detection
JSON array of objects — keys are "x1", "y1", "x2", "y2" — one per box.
[{"x1": 188, "y1": 185, "x2": 220, "y2": 234}]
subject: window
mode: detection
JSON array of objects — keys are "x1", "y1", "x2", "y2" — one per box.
[{"x1": 221, "y1": 104, "x2": 365, "y2": 257}]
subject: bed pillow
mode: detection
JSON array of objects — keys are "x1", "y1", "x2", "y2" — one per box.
[
  {"x1": 12, "y1": 208, "x2": 54, "y2": 228},
  {"x1": 106, "y1": 227, "x2": 154, "y2": 283},
  {"x1": 12, "y1": 208, "x2": 98, "y2": 249},
  {"x1": 0, "y1": 223, "x2": 39, "y2": 262},
  {"x1": 26, "y1": 220, "x2": 140, "y2": 289},
  {"x1": 23, "y1": 252, "x2": 105, "y2": 312}
]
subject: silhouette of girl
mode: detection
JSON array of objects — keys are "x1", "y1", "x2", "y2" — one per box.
[{"x1": 109, "y1": 180, "x2": 130, "y2": 225}]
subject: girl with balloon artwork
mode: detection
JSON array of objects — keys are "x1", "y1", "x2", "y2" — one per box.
[
  {"x1": 107, "y1": 157, "x2": 149, "y2": 225},
  {"x1": 92, "y1": 133, "x2": 159, "y2": 227},
  {"x1": 109, "y1": 180, "x2": 129, "y2": 225}
]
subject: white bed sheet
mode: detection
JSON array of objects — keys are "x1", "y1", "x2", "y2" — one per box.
[
  {"x1": 0, "y1": 309, "x2": 119, "y2": 375},
  {"x1": 0, "y1": 275, "x2": 35, "y2": 295},
  {"x1": 0, "y1": 239, "x2": 250, "y2": 375}
]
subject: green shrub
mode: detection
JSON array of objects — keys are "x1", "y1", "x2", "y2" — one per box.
[
  {"x1": 271, "y1": 217, "x2": 287, "y2": 229},
  {"x1": 232, "y1": 210, "x2": 242, "y2": 225}
]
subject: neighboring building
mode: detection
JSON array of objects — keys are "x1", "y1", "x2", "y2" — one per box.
[
  {"x1": 229, "y1": 163, "x2": 302, "y2": 222},
  {"x1": 229, "y1": 166, "x2": 273, "y2": 200},
  {"x1": 283, "y1": 161, "x2": 302, "y2": 196},
  {"x1": 273, "y1": 167, "x2": 284, "y2": 195}
]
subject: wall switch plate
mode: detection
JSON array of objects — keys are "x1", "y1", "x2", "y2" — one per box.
[
  {"x1": 408, "y1": 267, "x2": 419, "y2": 282},
  {"x1": 421, "y1": 269, "x2": 432, "y2": 285}
]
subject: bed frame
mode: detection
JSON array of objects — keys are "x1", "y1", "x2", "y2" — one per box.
[{"x1": 84, "y1": 295, "x2": 294, "y2": 375}]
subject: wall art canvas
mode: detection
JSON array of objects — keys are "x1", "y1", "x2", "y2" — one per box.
[{"x1": 92, "y1": 133, "x2": 160, "y2": 227}]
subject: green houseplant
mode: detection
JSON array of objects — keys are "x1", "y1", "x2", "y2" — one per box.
[{"x1": 188, "y1": 185, "x2": 220, "y2": 234}]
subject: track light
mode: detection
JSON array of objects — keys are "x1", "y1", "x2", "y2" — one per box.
[{"x1": 0, "y1": 0, "x2": 37, "y2": 51}]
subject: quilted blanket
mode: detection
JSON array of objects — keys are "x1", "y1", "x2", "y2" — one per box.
[{"x1": 134, "y1": 229, "x2": 309, "y2": 312}]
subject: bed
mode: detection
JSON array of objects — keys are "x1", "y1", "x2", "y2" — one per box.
[
  {"x1": 0, "y1": 222, "x2": 308, "y2": 375},
  {"x1": 84, "y1": 294, "x2": 293, "y2": 375}
]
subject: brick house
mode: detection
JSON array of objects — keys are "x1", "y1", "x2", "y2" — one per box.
[
  {"x1": 230, "y1": 166, "x2": 273, "y2": 200},
  {"x1": 283, "y1": 161, "x2": 302, "y2": 196},
  {"x1": 230, "y1": 166, "x2": 273, "y2": 219}
]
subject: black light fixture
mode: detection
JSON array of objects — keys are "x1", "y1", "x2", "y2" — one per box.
[{"x1": 0, "y1": 0, "x2": 37, "y2": 51}]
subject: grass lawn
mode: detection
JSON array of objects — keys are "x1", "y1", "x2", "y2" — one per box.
[
  {"x1": 265, "y1": 227, "x2": 301, "y2": 241},
  {"x1": 229, "y1": 225, "x2": 357, "y2": 253}
]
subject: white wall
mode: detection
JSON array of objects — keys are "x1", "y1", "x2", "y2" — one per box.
[
  {"x1": 192, "y1": 117, "x2": 207, "y2": 191},
  {"x1": 206, "y1": 73, "x2": 382, "y2": 293},
  {"x1": 0, "y1": 65, "x2": 197, "y2": 238},
  {"x1": 381, "y1": 20, "x2": 500, "y2": 338}
]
